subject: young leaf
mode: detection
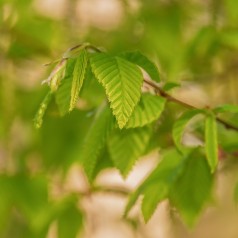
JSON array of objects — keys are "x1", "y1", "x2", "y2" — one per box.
[
  {"x1": 89, "y1": 53, "x2": 143, "y2": 129},
  {"x1": 172, "y1": 109, "x2": 204, "y2": 152},
  {"x1": 126, "y1": 93, "x2": 166, "y2": 128},
  {"x1": 34, "y1": 91, "x2": 52, "y2": 129},
  {"x1": 48, "y1": 59, "x2": 67, "y2": 92},
  {"x1": 169, "y1": 150, "x2": 213, "y2": 227},
  {"x1": 81, "y1": 105, "x2": 113, "y2": 181},
  {"x1": 124, "y1": 149, "x2": 186, "y2": 217},
  {"x1": 55, "y1": 59, "x2": 76, "y2": 116},
  {"x1": 69, "y1": 49, "x2": 88, "y2": 111},
  {"x1": 108, "y1": 126, "x2": 151, "y2": 177},
  {"x1": 118, "y1": 51, "x2": 160, "y2": 82},
  {"x1": 55, "y1": 51, "x2": 88, "y2": 115},
  {"x1": 205, "y1": 113, "x2": 218, "y2": 173}
]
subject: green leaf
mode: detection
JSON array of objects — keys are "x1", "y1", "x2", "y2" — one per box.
[
  {"x1": 126, "y1": 93, "x2": 166, "y2": 128},
  {"x1": 124, "y1": 149, "x2": 186, "y2": 217},
  {"x1": 90, "y1": 148, "x2": 114, "y2": 181},
  {"x1": 141, "y1": 183, "x2": 168, "y2": 222},
  {"x1": 58, "y1": 204, "x2": 83, "y2": 238},
  {"x1": 81, "y1": 105, "x2": 113, "y2": 181},
  {"x1": 69, "y1": 49, "x2": 88, "y2": 111},
  {"x1": 89, "y1": 53, "x2": 143, "y2": 128},
  {"x1": 55, "y1": 51, "x2": 88, "y2": 115},
  {"x1": 49, "y1": 59, "x2": 67, "y2": 92},
  {"x1": 124, "y1": 189, "x2": 141, "y2": 218},
  {"x1": 119, "y1": 51, "x2": 160, "y2": 82},
  {"x1": 34, "y1": 91, "x2": 52, "y2": 129},
  {"x1": 169, "y1": 150, "x2": 213, "y2": 227},
  {"x1": 55, "y1": 59, "x2": 76, "y2": 116},
  {"x1": 205, "y1": 113, "x2": 218, "y2": 173},
  {"x1": 108, "y1": 126, "x2": 151, "y2": 177},
  {"x1": 80, "y1": 66, "x2": 106, "y2": 107},
  {"x1": 163, "y1": 82, "x2": 180, "y2": 91},
  {"x1": 172, "y1": 109, "x2": 204, "y2": 152},
  {"x1": 214, "y1": 104, "x2": 238, "y2": 114},
  {"x1": 56, "y1": 49, "x2": 87, "y2": 116}
]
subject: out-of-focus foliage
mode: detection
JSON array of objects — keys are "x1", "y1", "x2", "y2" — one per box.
[{"x1": 1, "y1": 0, "x2": 238, "y2": 237}]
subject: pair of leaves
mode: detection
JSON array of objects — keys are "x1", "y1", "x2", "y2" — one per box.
[
  {"x1": 34, "y1": 49, "x2": 88, "y2": 127},
  {"x1": 172, "y1": 109, "x2": 218, "y2": 173},
  {"x1": 56, "y1": 49, "x2": 88, "y2": 115},
  {"x1": 36, "y1": 47, "x2": 162, "y2": 130},
  {"x1": 125, "y1": 149, "x2": 213, "y2": 226},
  {"x1": 81, "y1": 104, "x2": 153, "y2": 181}
]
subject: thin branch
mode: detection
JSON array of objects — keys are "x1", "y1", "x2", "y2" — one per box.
[
  {"x1": 144, "y1": 78, "x2": 238, "y2": 132},
  {"x1": 92, "y1": 185, "x2": 130, "y2": 196}
]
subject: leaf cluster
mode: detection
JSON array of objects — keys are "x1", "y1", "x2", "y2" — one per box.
[{"x1": 35, "y1": 43, "x2": 238, "y2": 227}]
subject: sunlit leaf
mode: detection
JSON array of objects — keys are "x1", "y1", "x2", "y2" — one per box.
[
  {"x1": 34, "y1": 91, "x2": 52, "y2": 129},
  {"x1": 55, "y1": 59, "x2": 76, "y2": 116},
  {"x1": 90, "y1": 53, "x2": 143, "y2": 128},
  {"x1": 69, "y1": 49, "x2": 88, "y2": 111}
]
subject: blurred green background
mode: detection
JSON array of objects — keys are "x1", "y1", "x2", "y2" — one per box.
[{"x1": 1, "y1": 0, "x2": 238, "y2": 237}]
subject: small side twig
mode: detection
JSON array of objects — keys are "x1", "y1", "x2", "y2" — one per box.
[{"x1": 143, "y1": 78, "x2": 238, "y2": 132}]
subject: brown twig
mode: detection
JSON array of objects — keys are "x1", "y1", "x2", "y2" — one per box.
[
  {"x1": 143, "y1": 78, "x2": 238, "y2": 132},
  {"x1": 92, "y1": 185, "x2": 130, "y2": 196}
]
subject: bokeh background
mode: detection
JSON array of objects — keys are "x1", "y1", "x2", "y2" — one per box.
[{"x1": 1, "y1": 0, "x2": 238, "y2": 237}]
